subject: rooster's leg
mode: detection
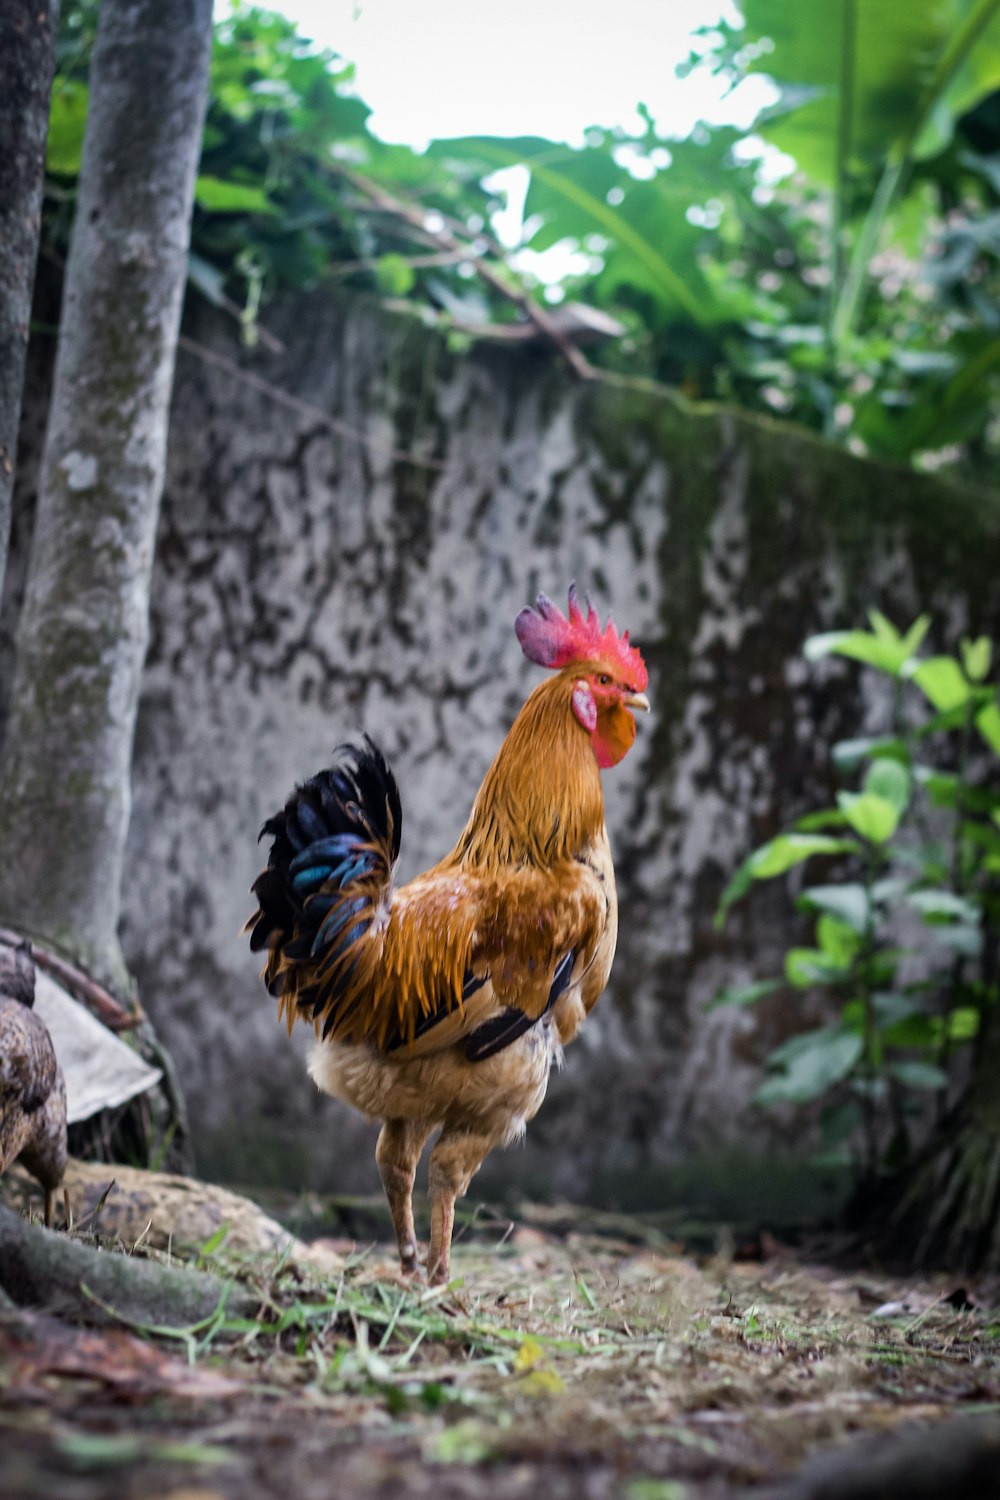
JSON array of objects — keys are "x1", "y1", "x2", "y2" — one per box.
[
  {"x1": 426, "y1": 1130, "x2": 494, "y2": 1285},
  {"x1": 376, "y1": 1118, "x2": 433, "y2": 1275}
]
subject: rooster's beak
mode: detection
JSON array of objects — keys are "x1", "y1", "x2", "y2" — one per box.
[{"x1": 624, "y1": 691, "x2": 650, "y2": 713}]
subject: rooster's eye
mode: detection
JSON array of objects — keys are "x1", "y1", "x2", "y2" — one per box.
[{"x1": 599, "y1": 674, "x2": 609, "y2": 686}]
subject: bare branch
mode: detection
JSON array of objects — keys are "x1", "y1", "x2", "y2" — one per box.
[{"x1": 339, "y1": 167, "x2": 598, "y2": 383}]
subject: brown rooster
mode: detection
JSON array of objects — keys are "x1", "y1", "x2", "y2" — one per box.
[{"x1": 248, "y1": 585, "x2": 649, "y2": 1282}]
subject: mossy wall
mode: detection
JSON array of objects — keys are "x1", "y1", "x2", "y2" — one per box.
[{"x1": 6, "y1": 287, "x2": 1000, "y2": 1201}]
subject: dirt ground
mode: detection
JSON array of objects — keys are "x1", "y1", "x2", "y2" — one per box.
[{"x1": 3, "y1": 1176, "x2": 1000, "y2": 1500}]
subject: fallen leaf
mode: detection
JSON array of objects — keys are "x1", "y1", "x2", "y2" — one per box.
[{"x1": 3, "y1": 1312, "x2": 243, "y2": 1402}]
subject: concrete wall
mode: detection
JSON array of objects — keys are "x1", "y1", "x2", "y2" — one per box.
[{"x1": 7, "y1": 286, "x2": 1000, "y2": 1201}]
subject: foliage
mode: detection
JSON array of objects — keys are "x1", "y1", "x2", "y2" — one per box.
[
  {"x1": 716, "y1": 611, "x2": 1000, "y2": 1180},
  {"x1": 40, "y1": 0, "x2": 1000, "y2": 477},
  {"x1": 690, "y1": 0, "x2": 1000, "y2": 471},
  {"x1": 423, "y1": 3, "x2": 1000, "y2": 472},
  {"x1": 45, "y1": 0, "x2": 510, "y2": 344}
]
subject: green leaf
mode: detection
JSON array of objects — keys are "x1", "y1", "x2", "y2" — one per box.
[
  {"x1": 374, "y1": 253, "x2": 417, "y2": 296},
  {"x1": 961, "y1": 636, "x2": 993, "y2": 682},
  {"x1": 836, "y1": 791, "x2": 900, "y2": 844},
  {"x1": 800, "y1": 882, "x2": 871, "y2": 933},
  {"x1": 708, "y1": 978, "x2": 785, "y2": 1010},
  {"x1": 734, "y1": 0, "x2": 1000, "y2": 348},
  {"x1": 872, "y1": 874, "x2": 911, "y2": 904},
  {"x1": 886, "y1": 1060, "x2": 950, "y2": 1090},
  {"x1": 868, "y1": 608, "x2": 899, "y2": 644},
  {"x1": 913, "y1": 765, "x2": 962, "y2": 809},
  {"x1": 893, "y1": 333, "x2": 1000, "y2": 455},
  {"x1": 908, "y1": 655, "x2": 972, "y2": 712},
  {"x1": 965, "y1": 817, "x2": 1000, "y2": 853},
  {"x1": 749, "y1": 833, "x2": 860, "y2": 879},
  {"x1": 948, "y1": 1006, "x2": 980, "y2": 1040},
  {"x1": 804, "y1": 627, "x2": 911, "y2": 675},
  {"x1": 714, "y1": 854, "x2": 756, "y2": 928},
  {"x1": 430, "y1": 135, "x2": 716, "y2": 327},
  {"x1": 976, "y1": 700, "x2": 1000, "y2": 755},
  {"x1": 199, "y1": 1223, "x2": 231, "y2": 1255},
  {"x1": 795, "y1": 808, "x2": 850, "y2": 832},
  {"x1": 817, "y1": 914, "x2": 863, "y2": 964},
  {"x1": 832, "y1": 736, "x2": 908, "y2": 771},
  {"x1": 905, "y1": 889, "x2": 980, "y2": 923},
  {"x1": 756, "y1": 1028, "x2": 864, "y2": 1104},
  {"x1": 880, "y1": 1013, "x2": 940, "y2": 1048},
  {"x1": 46, "y1": 80, "x2": 89, "y2": 176},
  {"x1": 863, "y1": 757, "x2": 911, "y2": 815},
  {"x1": 784, "y1": 947, "x2": 850, "y2": 988},
  {"x1": 769, "y1": 1024, "x2": 846, "y2": 1066},
  {"x1": 871, "y1": 991, "x2": 925, "y2": 1027},
  {"x1": 737, "y1": 1, "x2": 1000, "y2": 184},
  {"x1": 900, "y1": 615, "x2": 933, "y2": 658},
  {"x1": 931, "y1": 923, "x2": 983, "y2": 957},
  {"x1": 917, "y1": 704, "x2": 977, "y2": 736},
  {"x1": 195, "y1": 175, "x2": 279, "y2": 215}
]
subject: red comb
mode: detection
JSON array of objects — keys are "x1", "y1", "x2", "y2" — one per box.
[{"x1": 515, "y1": 583, "x2": 648, "y2": 689}]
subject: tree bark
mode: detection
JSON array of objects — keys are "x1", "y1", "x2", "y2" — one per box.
[
  {"x1": 0, "y1": 0, "x2": 59, "y2": 597},
  {"x1": 0, "y1": 0, "x2": 213, "y2": 992}
]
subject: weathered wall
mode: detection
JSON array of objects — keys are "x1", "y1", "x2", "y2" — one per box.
[{"x1": 7, "y1": 286, "x2": 1000, "y2": 1201}]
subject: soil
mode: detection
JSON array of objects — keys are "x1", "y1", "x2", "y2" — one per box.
[{"x1": 3, "y1": 1182, "x2": 1000, "y2": 1500}]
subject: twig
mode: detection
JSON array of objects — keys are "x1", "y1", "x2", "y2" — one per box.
[
  {"x1": 207, "y1": 286, "x2": 287, "y2": 356},
  {"x1": 326, "y1": 248, "x2": 471, "y2": 280},
  {"x1": 377, "y1": 297, "x2": 619, "y2": 346},
  {"x1": 176, "y1": 335, "x2": 449, "y2": 472},
  {"x1": 339, "y1": 166, "x2": 598, "y2": 383}
]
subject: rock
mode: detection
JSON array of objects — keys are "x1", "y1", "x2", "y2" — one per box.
[{"x1": 1, "y1": 1157, "x2": 341, "y2": 1273}]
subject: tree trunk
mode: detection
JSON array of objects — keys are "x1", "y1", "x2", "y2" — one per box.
[
  {"x1": 0, "y1": 0, "x2": 212, "y2": 993},
  {"x1": 0, "y1": 0, "x2": 59, "y2": 596}
]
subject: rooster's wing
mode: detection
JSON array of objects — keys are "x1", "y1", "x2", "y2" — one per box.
[{"x1": 378, "y1": 860, "x2": 610, "y2": 1058}]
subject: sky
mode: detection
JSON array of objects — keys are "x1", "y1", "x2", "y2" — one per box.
[{"x1": 273, "y1": 0, "x2": 770, "y2": 149}]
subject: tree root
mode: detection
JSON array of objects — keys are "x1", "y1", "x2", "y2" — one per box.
[{"x1": 0, "y1": 1203, "x2": 260, "y2": 1331}]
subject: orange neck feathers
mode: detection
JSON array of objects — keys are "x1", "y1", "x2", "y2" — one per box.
[{"x1": 450, "y1": 671, "x2": 606, "y2": 869}]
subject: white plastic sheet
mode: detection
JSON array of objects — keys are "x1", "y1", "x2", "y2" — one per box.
[{"x1": 32, "y1": 971, "x2": 162, "y2": 1123}]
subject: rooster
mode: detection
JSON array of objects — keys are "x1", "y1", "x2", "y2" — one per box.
[{"x1": 248, "y1": 585, "x2": 649, "y2": 1282}]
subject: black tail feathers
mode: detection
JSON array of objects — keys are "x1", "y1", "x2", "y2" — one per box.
[{"x1": 248, "y1": 737, "x2": 401, "y2": 1029}]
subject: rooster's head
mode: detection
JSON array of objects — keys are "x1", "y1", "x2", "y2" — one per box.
[{"x1": 515, "y1": 584, "x2": 649, "y2": 768}]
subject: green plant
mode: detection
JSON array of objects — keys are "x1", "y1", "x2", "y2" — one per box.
[
  {"x1": 716, "y1": 611, "x2": 1000, "y2": 1178},
  {"x1": 41, "y1": 1, "x2": 1000, "y2": 477},
  {"x1": 44, "y1": 1, "x2": 507, "y2": 343}
]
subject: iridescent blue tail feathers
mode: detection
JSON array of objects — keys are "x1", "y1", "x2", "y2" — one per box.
[{"x1": 247, "y1": 737, "x2": 401, "y2": 1035}]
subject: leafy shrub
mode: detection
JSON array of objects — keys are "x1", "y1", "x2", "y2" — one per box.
[{"x1": 716, "y1": 612, "x2": 1000, "y2": 1176}]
